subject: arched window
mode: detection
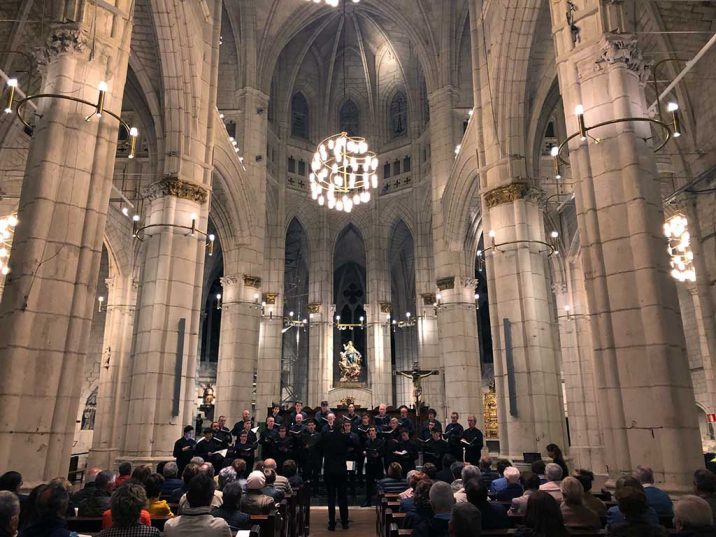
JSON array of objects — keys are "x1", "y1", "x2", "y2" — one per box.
[
  {"x1": 339, "y1": 100, "x2": 360, "y2": 136},
  {"x1": 291, "y1": 93, "x2": 309, "y2": 139},
  {"x1": 390, "y1": 91, "x2": 408, "y2": 138},
  {"x1": 81, "y1": 388, "x2": 98, "y2": 430}
]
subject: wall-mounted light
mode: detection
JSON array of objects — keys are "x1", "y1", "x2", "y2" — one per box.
[
  {"x1": 216, "y1": 293, "x2": 222, "y2": 310},
  {"x1": 4, "y1": 78, "x2": 17, "y2": 114},
  {"x1": 664, "y1": 214, "x2": 695, "y2": 282},
  {"x1": 667, "y1": 102, "x2": 681, "y2": 138}
]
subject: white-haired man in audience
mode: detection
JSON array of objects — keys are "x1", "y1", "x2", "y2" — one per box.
[
  {"x1": 454, "y1": 464, "x2": 481, "y2": 503},
  {"x1": 412, "y1": 482, "x2": 455, "y2": 537},
  {"x1": 673, "y1": 495, "x2": 715, "y2": 537},
  {"x1": 539, "y1": 462, "x2": 564, "y2": 502},
  {"x1": 263, "y1": 458, "x2": 293, "y2": 496},
  {"x1": 634, "y1": 465, "x2": 674, "y2": 518},
  {"x1": 0, "y1": 491, "x2": 20, "y2": 537}
]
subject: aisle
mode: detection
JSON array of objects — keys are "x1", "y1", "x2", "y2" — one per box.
[{"x1": 309, "y1": 507, "x2": 376, "y2": 537}]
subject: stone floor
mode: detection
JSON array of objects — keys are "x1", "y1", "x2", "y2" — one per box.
[{"x1": 309, "y1": 507, "x2": 376, "y2": 537}]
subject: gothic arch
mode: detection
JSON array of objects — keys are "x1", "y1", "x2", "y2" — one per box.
[
  {"x1": 389, "y1": 91, "x2": 408, "y2": 138},
  {"x1": 291, "y1": 92, "x2": 310, "y2": 139}
]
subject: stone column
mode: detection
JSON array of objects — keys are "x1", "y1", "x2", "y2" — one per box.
[
  {"x1": 256, "y1": 301, "x2": 284, "y2": 418},
  {"x1": 551, "y1": 1, "x2": 703, "y2": 488},
  {"x1": 481, "y1": 185, "x2": 566, "y2": 460},
  {"x1": 88, "y1": 274, "x2": 137, "y2": 470},
  {"x1": 121, "y1": 180, "x2": 209, "y2": 463},
  {"x1": 366, "y1": 303, "x2": 392, "y2": 408},
  {"x1": 215, "y1": 274, "x2": 262, "y2": 420},
  {"x1": 0, "y1": 14, "x2": 132, "y2": 484},
  {"x1": 429, "y1": 86, "x2": 482, "y2": 423}
]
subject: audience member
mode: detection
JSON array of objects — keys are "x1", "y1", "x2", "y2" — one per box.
[
  {"x1": 262, "y1": 469, "x2": 284, "y2": 502},
  {"x1": 264, "y1": 459, "x2": 293, "y2": 496},
  {"x1": 515, "y1": 490, "x2": 569, "y2": 537},
  {"x1": 488, "y1": 459, "x2": 513, "y2": 495},
  {"x1": 400, "y1": 471, "x2": 423, "y2": 507},
  {"x1": 217, "y1": 467, "x2": 237, "y2": 491},
  {"x1": 435, "y1": 455, "x2": 456, "y2": 484},
  {"x1": 412, "y1": 481, "x2": 454, "y2": 537},
  {"x1": 282, "y1": 460, "x2": 303, "y2": 489},
  {"x1": 538, "y1": 463, "x2": 563, "y2": 502},
  {"x1": 78, "y1": 470, "x2": 115, "y2": 517},
  {"x1": 574, "y1": 468, "x2": 607, "y2": 517},
  {"x1": 0, "y1": 472, "x2": 25, "y2": 506},
  {"x1": 478, "y1": 458, "x2": 499, "y2": 489},
  {"x1": 240, "y1": 471, "x2": 275, "y2": 515},
  {"x1": 70, "y1": 467, "x2": 102, "y2": 506},
  {"x1": 607, "y1": 486, "x2": 667, "y2": 537},
  {"x1": 0, "y1": 491, "x2": 20, "y2": 537},
  {"x1": 115, "y1": 463, "x2": 132, "y2": 488},
  {"x1": 422, "y1": 463, "x2": 438, "y2": 480},
  {"x1": 449, "y1": 462, "x2": 465, "y2": 492},
  {"x1": 449, "y1": 502, "x2": 482, "y2": 537},
  {"x1": 546, "y1": 444, "x2": 569, "y2": 480},
  {"x1": 18, "y1": 483, "x2": 71, "y2": 537},
  {"x1": 465, "y1": 479, "x2": 509, "y2": 530},
  {"x1": 531, "y1": 460, "x2": 547, "y2": 485},
  {"x1": 164, "y1": 474, "x2": 231, "y2": 536},
  {"x1": 178, "y1": 463, "x2": 223, "y2": 512},
  {"x1": 404, "y1": 480, "x2": 434, "y2": 529},
  {"x1": 454, "y1": 465, "x2": 481, "y2": 503},
  {"x1": 673, "y1": 495, "x2": 715, "y2": 537},
  {"x1": 231, "y1": 459, "x2": 248, "y2": 489},
  {"x1": 161, "y1": 462, "x2": 183, "y2": 495},
  {"x1": 210, "y1": 481, "x2": 251, "y2": 531},
  {"x1": 378, "y1": 463, "x2": 408, "y2": 494},
  {"x1": 130, "y1": 465, "x2": 152, "y2": 486},
  {"x1": 496, "y1": 467, "x2": 523, "y2": 501},
  {"x1": 96, "y1": 483, "x2": 160, "y2": 537},
  {"x1": 511, "y1": 471, "x2": 541, "y2": 516},
  {"x1": 606, "y1": 476, "x2": 659, "y2": 526},
  {"x1": 169, "y1": 463, "x2": 199, "y2": 504},
  {"x1": 144, "y1": 473, "x2": 174, "y2": 517},
  {"x1": 560, "y1": 476, "x2": 601, "y2": 530},
  {"x1": 693, "y1": 469, "x2": 716, "y2": 523},
  {"x1": 634, "y1": 465, "x2": 674, "y2": 519}
]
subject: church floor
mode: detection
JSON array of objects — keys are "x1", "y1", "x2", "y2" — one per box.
[{"x1": 309, "y1": 507, "x2": 376, "y2": 537}]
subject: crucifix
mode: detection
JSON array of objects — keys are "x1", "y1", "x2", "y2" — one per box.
[{"x1": 395, "y1": 361, "x2": 440, "y2": 411}]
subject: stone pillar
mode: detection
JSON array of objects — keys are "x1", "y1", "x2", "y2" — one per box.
[
  {"x1": 367, "y1": 303, "x2": 392, "y2": 408},
  {"x1": 481, "y1": 185, "x2": 566, "y2": 460},
  {"x1": 429, "y1": 86, "x2": 482, "y2": 423},
  {"x1": 0, "y1": 15, "x2": 132, "y2": 484},
  {"x1": 256, "y1": 300, "x2": 284, "y2": 418},
  {"x1": 551, "y1": 1, "x2": 703, "y2": 488},
  {"x1": 121, "y1": 180, "x2": 209, "y2": 463},
  {"x1": 215, "y1": 274, "x2": 262, "y2": 421},
  {"x1": 88, "y1": 274, "x2": 137, "y2": 470}
]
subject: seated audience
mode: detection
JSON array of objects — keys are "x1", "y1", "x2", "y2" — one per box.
[
  {"x1": 18, "y1": 486, "x2": 44, "y2": 532},
  {"x1": 282, "y1": 460, "x2": 303, "y2": 489},
  {"x1": 217, "y1": 467, "x2": 237, "y2": 491},
  {"x1": 495, "y1": 466, "x2": 523, "y2": 501},
  {"x1": 70, "y1": 467, "x2": 102, "y2": 506},
  {"x1": 0, "y1": 472, "x2": 26, "y2": 506},
  {"x1": 161, "y1": 462, "x2": 183, "y2": 495},
  {"x1": 97, "y1": 483, "x2": 160, "y2": 537},
  {"x1": 546, "y1": 444, "x2": 569, "y2": 480},
  {"x1": 78, "y1": 470, "x2": 115, "y2": 517},
  {"x1": 673, "y1": 495, "x2": 715, "y2": 537},
  {"x1": 240, "y1": 471, "x2": 275, "y2": 515},
  {"x1": 511, "y1": 471, "x2": 541, "y2": 516},
  {"x1": 169, "y1": 463, "x2": 199, "y2": 504},
  {"x1": 693, "y1": 469, "x2": 716, "y2": 523},
  {"x1": 573, "y1": 468, "x2": 607, "y2": 517},
  {"x1": 531, "y1": 460, "x2": 547, "y2": 485},
  {"x1": 538, "y1": 463, "x2": 563, "y2": 502},
  {"x1": 210, "y1": 481, "x2": 251, "y2": 531},
  {"x1": 164, "y1": 474, "x2": 231, "y2": 537},
  {"x1": 0, "y1": 491, "x2": 20, "y2": 537},
  {"x1": 607, "y1": 476, "x2": 659, "y2": 526},
  {"x1": 607, "y1": 486, "x2": 667, "y2": 537},
  {"x1": 454, "y1": 465, "x2": 481, "y2": 503},
  {"x1": 449, "y1": 502, "x2": 482, "y2": 537},
  {"x1": 515, "y1": 490, "x2": 569, "y2": 537},
  {"x1": 560, "y1": 476, "x2": 601, "y2": 530},
  {"x1": 378, "y1": 462, "x2": 408, "y2": 494},
  {"x1": 262, "y1": 469, "x2": 284, "y2": 502},
  {"x1": 635, "y1": 465, "x2": 674, "y2": 518},
  {"x1": 435, "y1": 455, "x2": 456, "y2": 484},
  {"x1": 478, "y1": 458, "x2": 499, "y2": 489},
  {"x1": 422, "y1": 463, "x2": 438, "y2": 481},
  {"x1": 144, "y1": 473, "x2": 174, "y2": 517},
  {"x1": 400, "y1": 471, "x2": 423, "y2": 509},
  {"x1": 404, "y1": 480, "x2": 434, "y2": 529},
  {"x1": 178, "y1": 463, "x2": 223, "y2": 512},
  {"x1": 264, "y1": 459, "x2": 293, "y2": 496},
  {"x1": 18, "y1": 483, "x2": 72, "y2": 537},
  {"x1": 115, "y1": 463, "x2": 132, "y2": 488},
  {"x1": 130, "y1": 465, "x2": 152, "y2": 486},
  {"x1": 412, "y1": 481, "x2": 454, "y2": 537},
  {"x1": 488, "y1": 459, "x2": 513, "y2": 495},
  {"x1": 465, "y1": 479, "x2": 509, "y2": 530},
  {"x1": 231, "y1": 460, "x2": 248, "y2": 490},
  {"x1": 449, "y1": 462, "x2": 465, "y2": 492}
]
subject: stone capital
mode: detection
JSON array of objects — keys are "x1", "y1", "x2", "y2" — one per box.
[
  {"x1": 34, "y1": 23, "x2": 89, "y2": 66},
  {"x1": 461, "y1": 277, "x2": 479, "y2": 289},
  {"x1": 379, "y1": 302, "x2": 392, "y2": 314},
  {"x1": 436, "y1": 276, "x2": 455, "y2": 291},
  {"x1": 421, "y1": 293, "x2": 437, "y2": 305},
  {"x1": 484, "y1": 182, "x2": 542, "y2": 209},
  {"x1": 143, "y1": 175, "x2": 210, "y2": 204},
  {"x1": 262, "y1": 292, "x2": 278, "y2": 305},
  {"x1": 220, "y1": 275, "x2": 241, "y2": 288},
  {"x1": 597, "y1": 33, "x2": 650, "y2": 84},
  {"x1": 307, "y1": 303, "x2": 321, "y2": 314}
]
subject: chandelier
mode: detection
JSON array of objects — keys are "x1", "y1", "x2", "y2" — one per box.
[
  {"x1": 0, "y1": 213, "x2": 18, "y2": 276},
  {"x1": 310, "y1": 132, "x2": 379, "y2": 212},
  {"x1": 306, "y1": 0, "x2": 360, "y2": 6},
  {"x1": 664, "y1": 214, "x2": 696, "y2": 283}
]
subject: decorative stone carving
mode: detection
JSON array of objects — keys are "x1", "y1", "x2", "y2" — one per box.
[
  {"x1": 35, "y1": 23, "x2": 88, "y2": 66},
  {"x1": 379, "y1": 302, "x2": 392, "y2": 314},
  {"x1": 239, "y1": 275, "x2": 261, "y2": 289},
  {"x1": 220, "y1": 275, "x2": 240, "y2": 288},
  {"x1": 484, "y1": 182, "x2": 541, "y2": 209},
  {"x1": 307, "y1": 303, "x2": 321, "y2": 314},
  {"x1": 436, "y1": 277, "x2": 455, "y2": 291},
  {"x1": 461, "y1": 277, "x2": 479, "y2": 288},
  {"x1": 421, "y1": 293, "x2": 436, "y2": 305},
  {"x1": 262, "y1": 292, "x2": 278, "y2": 305},
  {"x1": 598, "y1": 34, "x2": 650, "y2": 84},
  {"x1": 143, "y1": 174, "x2": 209, "y2": 204}
]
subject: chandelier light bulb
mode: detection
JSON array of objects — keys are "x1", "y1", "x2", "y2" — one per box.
[
  {"x1": 1, "y1": 266, "x2": 8, "y2": 276},
  {"x1": 0, "y1": 248, "x2": 7, "y2": 258},
  {"x1": 550, "y1": 146, "x2": 559, "y2": 157},
  {"x1": 6, "y1": 78, "x2": 17, "y2": 88},
  {"x1": 667, "y1": 102, "x2": 679, "y2": 112},
  {"x1": 488, "y1": 229, "x2": 496, "y2": 238},
  {"x1": 551, "y1": 231, "x2": 559, "y2": 238},
  {"x1": 574, "y1": 104, "x2": 584, "y2": 116},
  {"x1": 132, "y1": 214, "x2": 140, "y2": 222},
  {"x1": 7, "y1": 215, "x2": 17, "y2": 227},
  {"x1": 98, "y1": 81, "x2": 108, "y2": 93}
]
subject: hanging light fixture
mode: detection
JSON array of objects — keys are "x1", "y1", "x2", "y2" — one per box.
[
  {"x1": 664, "y1": 214, "x2": 696, "y2": 283},
  {"x1": 306, "y1": 0, "x2": 360, "y2": 6},
  {"x1": 0, "y1": 213, "x2": 18, "y2": 276},
  {"x1": 309, "y1": 0, "x2": 377, "y2": 211}
]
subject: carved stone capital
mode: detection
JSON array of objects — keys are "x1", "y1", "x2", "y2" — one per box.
[
  {"x1": 461, "y1": 277, "x2": 479, "y2": 288},
  {"x1": 421, "y1": 293, "x2": 436, "y2": 305},
  {"x1": 436, "y1": 277, "x2": 455, "y2": 291},
  {"x1": 262, "y1": 292, "x2": 278, "y2": 305},
  {"x1": 35, "y1": 23, "x2": 89, "y2": 66},
  {"x1": 379, "y1": 302, "x2": 392, "y2": 314},
  {"x1": 598, "y1": 34, "x2": 650, "y2": 84},
  {"x1": 552, "y1": 283, "x2": 568, "y2": 294},
  {"x1": 484, "y1": 182, "x2": 541, "y2": 209},
  {"x1": 307, "y1": 303, "x2": 321, "y2": 314},
  {"x1": 220, "y1": 275, "x2": 241, "y2": 288},
  {"x1": 143, "y1": 175, "x2": 209, "y2": 204},
  {"x1": 243, "y1": 275, "x2": 262, "y2": 289}
]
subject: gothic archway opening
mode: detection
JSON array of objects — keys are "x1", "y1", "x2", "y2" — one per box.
[{"x1": 200, "y1": 220, "x2": 223, "y2": 370}]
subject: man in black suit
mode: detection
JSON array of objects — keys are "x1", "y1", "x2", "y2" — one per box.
[
  {"x1": 321, "y1": 412, "x2": 350, "y2": 531},
  {"x1": 462, "y1": 415, "x2": 484, "y2": 465},
  {"x1": 373, "y1": 403, "x2": 390, "y2": 431},
  {"x1": 173, "y1": 425, "x2": 196, "y2": 473}
]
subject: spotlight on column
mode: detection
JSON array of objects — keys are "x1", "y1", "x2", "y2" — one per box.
[
  {"x1": 207, "y1": 234, "x2": 215, "y2": 256},
  {"x1": 667, "y1": 102, "x2": 681, "y2": 138},
  {"x1": 4, "y1": 78, "x2": 17, "y2": 114},
  {"x1": 551, "y1": 231, "x2": 559, "y2": 238},
  {"x1": 575, "y1": 104, "x2": 587, "y2": 141},
  {"x1": 216, "y1": 293, "x2": 222, "y2": 310},
  {"x1": 550, "y1": 145, "x2": 562, "y2": 179},
  {"x1": 190, "y1": 213, "x2": 197, "y2": 235},
  {"x1": 128, "y1": 127, "x2": 139, "y2": 159},
  {"x1": 564, "y1": 304, "x2": 572, "y2": 320},
  {"x1": 98, "y1": 296, "x2": 105, "y2": 313},
  {"x1": 121, "y1": 206, "x2": 129, "y2": 217},
  {"x1": 1, "y1": 265, "x2": 9, "y2": 276},
  {"x1": 132, "y1": 214, "x2": 140, "y2": 237},
  {"x1": 94, "y1": 81, "x2": 108, "y2": 118}
]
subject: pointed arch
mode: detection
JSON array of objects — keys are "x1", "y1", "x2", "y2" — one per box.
[
  {"x1": 389, "y1": 91, "x2": 408, "y2": 138},
  {"x1": 339, "y1": 100, "x2": 360, "y2": 136},
  {"x1": 291, "y1": 92, "x2": 310, "y2": 139}
]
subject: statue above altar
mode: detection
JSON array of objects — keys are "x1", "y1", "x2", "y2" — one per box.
[{"x1": 338, "y1": 340, "x2": 362, "y2": 382}]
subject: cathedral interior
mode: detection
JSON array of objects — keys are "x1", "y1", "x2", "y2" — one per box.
[{"x1": 0, "y1": 0, "x2": 715, "y2": 495}]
